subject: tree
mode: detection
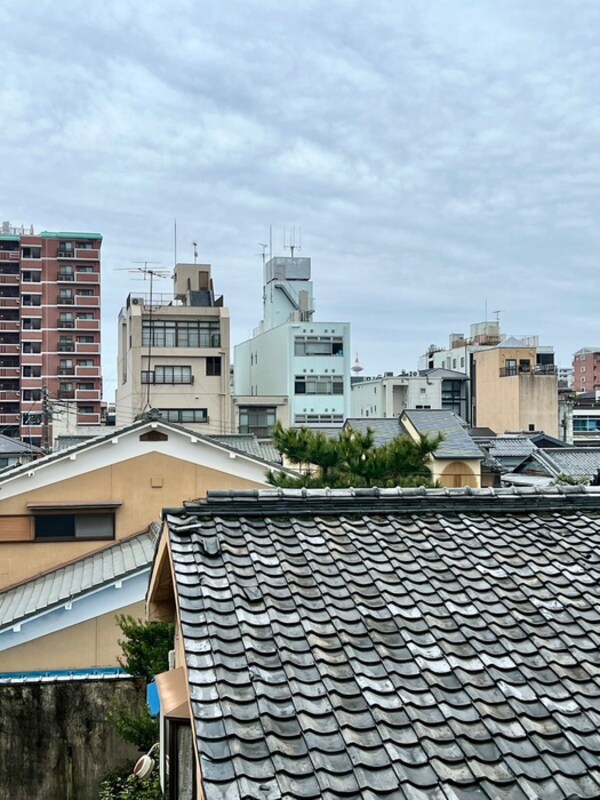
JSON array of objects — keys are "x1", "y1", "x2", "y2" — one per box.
[{"x1": 267, "y1": 422, "x2": 443, "y2": 488}]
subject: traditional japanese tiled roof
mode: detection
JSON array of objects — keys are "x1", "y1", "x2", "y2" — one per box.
[
  {"x1": 343, "y1": 418, "x2": 409, "y2": 446},
  {"x1": 209, "y1": 435, "x2": 282, "y2": 465},
  {"x1": 164, "y1": 487, "x2": 600, "y2": 799},
  {"x1": 402, "y1": 410, "x2": 483, "y2": 460}
]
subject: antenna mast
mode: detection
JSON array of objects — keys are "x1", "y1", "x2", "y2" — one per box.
[
  {"x1": 284, "y1": 225, "x2": 301, "y2": 258},
  {"x1": 127, "y1": 262, "x2": 169, "y2": 411}
]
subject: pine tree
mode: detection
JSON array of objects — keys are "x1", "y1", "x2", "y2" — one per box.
[{"x1": 267, "y1": 422, "x2": 443, "y2": 488}]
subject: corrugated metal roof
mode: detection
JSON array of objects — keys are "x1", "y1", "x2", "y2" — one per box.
[
  {"x1": 402, "y1": 409, "x2": 483, "y2": 459},
  {"x1": 165, "y1": 487, "x2": 600, "y2": 799},
  {"x1": 0, "y1": 528, "x2": 157, "y2": 630}
]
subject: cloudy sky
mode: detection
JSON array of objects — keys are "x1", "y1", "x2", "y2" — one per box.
[{"x1": 3, "y1": 0, "x2": 600, "y2": 397}]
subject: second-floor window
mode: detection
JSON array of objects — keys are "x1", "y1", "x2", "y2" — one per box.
[
  {"x1": 141, "y1": 366, "x2": 193, "y2": 384},
  {"x1": 294, "y1": 375, "x2": 344, "y2": 395}
]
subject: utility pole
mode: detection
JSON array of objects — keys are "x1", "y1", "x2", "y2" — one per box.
[{"x1": 42, "y1": 385, "x2": 51, "y2": 453}]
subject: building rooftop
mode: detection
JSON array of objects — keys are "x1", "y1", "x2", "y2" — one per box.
[
  {"x1": 38, "y1": 231, "x2": 102, "y2": 240},
  {"x1": 402, "y1": 409, "x2": 483, "y2": 459},
  {"x1": 163, "y1": 487, "x2": 600, "y2": 799}
]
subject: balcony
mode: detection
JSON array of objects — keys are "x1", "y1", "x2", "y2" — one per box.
[
  {"x1": 0, "y1": 298, "x2": 19, "y2": 308},
  {"x1": 57, "y1": 296, "x2": 74, "y2": 305},
  {"x1": 58, "y1": 320, "x2": 75, "y2": 329},
  {"x1": 0, "y1": 274, "x2": 19, "y2": 285},
  {"x1": 58, "y1": 368, "x2": 75, "y2": 376},
  {"x1": 499, "y1": 365, "x2": 558, "y2": 378},
  {"x1": 0, "y1": 390, "x2": 20, "y2": 401},
  {"x1": 58, "y1": 390, "x2": 75, "y2": 400},
  {"x1": 75, "y1": 248, "x2": 99, "y2": 260},
  {"x1": 58, "y1": 343, "x2": 75, "y2": 352},
  {"x1": 0, "y1": 251, "x2": 19, "y2": 262},
  {"x1": 75, "y1": 295, "x2": 99, "y2": 307},
  {"x1": 0, "y1": 413, "x2": 20, "y2": 425},
  {"x1": 57, "y1": 250, "x2": 75, "y2": 258},
  {"x1": 57, "y1": 272, "x2": 75, "y2": 282},
  {"x1": 0, "y1": 344, "x2": 20, "y2": 355}
]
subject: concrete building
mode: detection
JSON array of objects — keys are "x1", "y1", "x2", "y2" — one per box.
[
  {"x1": 116, "y1": 263, "x2": 232, "y2": 434},
  {"x1": 472, "y1": 338, "x2": 558, "y2": 436},
  {"x1": 351, "y1": 368, "x2": 468, "y2": 420},
  {"x1": 0, "y1": 223, "x2": 102, "y2": 448},
  {"x1": 234, "y1": 256, "x2": 351, "y2": 432},
  {"x1": 572, "y1": 348, "x2": 600, "y2": 393}
]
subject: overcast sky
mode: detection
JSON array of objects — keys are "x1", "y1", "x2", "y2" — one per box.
[{"x1": 3, "y1": 0, "x2": 600, "y2": 398}]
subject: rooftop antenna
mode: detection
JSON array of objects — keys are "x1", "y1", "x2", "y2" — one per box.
[
  {"x1": 257, "y1": 243, "x2": 268, "y2": 265},
  {"x1": 284, "y1": 225, "x2": 302, "y2": 258},
  {"x1": 493, "y1": 309, "x2": 504, "y2": 326},
  {"x1": 193, "y1": 242, "x2": 198, "y2": 264},
  {"x1": 123, "y1": 261, "x2": 170, "y2": 411}
]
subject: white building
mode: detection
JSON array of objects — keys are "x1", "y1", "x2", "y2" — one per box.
[
  {"x1": 233, "y1": 256, "x2": 351, "y2": 432},
  {"x1": 115, "y1": 263, "x2": 231, "y2": 433}
]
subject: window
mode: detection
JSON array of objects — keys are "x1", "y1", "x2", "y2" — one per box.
[
  {"x1": 77, "y1": 335, "x2": 95, "y2": 344},
  {"x1": 77, "y1": 288, "x2": 95, "y2": 296},
  {"x1": 77, "y1": 359, "x2": 95, "y2": 367},
  {"x1": 34, "y1": 512, "x2": 114, "y2": 541},
  {"x1": 58, "y1": 289, "x2": 74, "y2": 304},
  {"x1": 58, "y1": 241, "x2": 74, "y2": 255},
  {"x1": 76, "y1": 265, "x2": 95, "y2": 273},
  {"x1": 22, "y1": 295, "x2": 41, "y2": 306},
  {"x1": 239, "y1": 406, "x2": 276, "y2": 437},
  {"x1": 158, "y1": 408, "x2": 208, "y2": 424},
  {"x1": 294, "y1": 414, "x2": 344, "y2": 425},
  {"x1": 504, "y1": 359, "x2": 517, "y2": 376},
  {"x1": 22, "y1": 318, "x2": 41, "y2": 330},
  {"x1": 78, "y1": 405, "x2": 95, "y2": 414},
  {"x1": 23, "y1": 390, "x2": 42, "y2": 401},
  {"x1": 77, "y1": 382, "x2": 95, "y2": 391},
  {"x1": 59, "y1": 313, "x2": 74, "y2": 328},
  {"x1": 23, "y1": 366, "x2": 41, "y2": 377},
  {"x1": 294, "y1": 375, "x2": 343, "y2": 395},
  {"x1": 142, "y1": 320, "x2": 220, "y2": 348},
  {"x1": 294, "y1": 336, "x2": 344, "y2": 356},
  {"x1": 77, "y1": 313, "x2": 94, "y2": 320},
  {"x1": 142, "y1": 366, "x2": 193, "y2": 384},
  {"x1": 58, "y1": 266, "x2": 74, "y2": 280},
  {"x1": 22, "y1": 271, "x2": 41, "y2": 283},
  {"x1": 59, "y1": 383, "x2": 75, "y2": 398},
  {"x1": 23, "y1": 341, "x2": 41, "y2": 354},
  {"x1": 206, "y1": 356, "x2": 221, "y2": 376},
  {"x1": 23, "y1": 413, "x2": 42, "y2": 425},
  {"x1": 21, "y1": 247, "x2": 41, "y2": 259},
  {"x1": 59, "y1": 336, "x2": 74, "y2": 351},
  {"x1": 59, "y1": 359, "x2": 74, "y2": 374}
]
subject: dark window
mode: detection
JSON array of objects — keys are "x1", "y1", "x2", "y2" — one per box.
[
  {"x1": 239, "y1": 406, "x2": 276, "y2": 437},
  {"x1": 23, "y1": 366, "x2": 41, "y2": 377},
  {"x1": 77, "y1": 289, "x2": 95, "y2": 296},
  {"x1": 23, "y1": 413, "x2": 42, "y2": 425},
  {"x1": 294, "y1": 336, "x2": 345, "y2": 356},
  {"x1": 22, "y1": 271, "x2": 41, "y2": 283},
  {"x1": 23, "y1": 390, "x2": 42, "y2": 401},
  {"x1": 22, "y1": 295, "x2": 41, "y2": 306},
  {"x1": 142, "y1": 320, "x2": 220, "y2": 348},
  {"x1": 294, "y1": 375, "x2": 343, "y2": 395},
  {"x1": 77, "y1": 313, "x2": 94, "y2": 320},
  {"x1": 206, "y1": 357, "x2": 221, "y2": 376},
  {"x1": 77, "y1": 382, "x2": 95, "y2": 390},
  {"x1": 77, "y1": 265, "x2": 95, "y2": 273},
  {"x1": 78, "y1": 405, "x2": 95, "y2": 414},
  {"x1": 21, "y1": 247, "x2": 41, "y2": 259},
  {"x1": 23, "y1": 341, "x2": 41, "y2": 354},
  {"x1": 158, "y1": 408, "x2": 208, "y2": 424},
  {"x1": 77, "y1": 335, "x2": 95, "y2": 344},
  {"x1": 22, "y1": 318, "x2": 41, "y2": 330},
  {"x1": 77, "y1": 359, "x2": 95, "y2": 367},
  {"x1": 35, "y1": 513, "x2": 114, "y2": 540}
]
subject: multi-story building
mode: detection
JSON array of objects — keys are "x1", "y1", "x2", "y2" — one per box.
[
  {"x1": 572, "y1": 348, "x2": 600, "y2": 393},
  {"x1": 350, "y1": 368, "x2": 469, "y2": 420},
  {"x1": 472, "y1": 338, "x2": 558, "y2": 436},
  {"x1": 233, "y1": 255, "x2": 351, "y2": 433},
  {"x1": 115, "y1": 263, "x2": 231, "y2": 433},
  {"x1": 0, "y1": 224, "x2": 102, "y2": 448}
]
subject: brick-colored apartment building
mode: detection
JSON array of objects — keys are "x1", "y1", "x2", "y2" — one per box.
[
  {"x1": 0, "y1": 224, "x2": 102, "y2": 448},
  {"x1": 572, "y1": 347, "x2": 600, "y2": 393}
]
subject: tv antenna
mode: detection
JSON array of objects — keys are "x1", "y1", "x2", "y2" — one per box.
[
  {"x1": 257, "y1": 243, "x2": 268, "y2": 265},
  {"x1": 493, "y1": 309, "x2": 504, "y2": 325},
  {"x1": 283, "y1": 225, "x2": 302, "y2": 258},
  {"x1": 124, "y1": 261, "x2": 170, "y2": 410}
]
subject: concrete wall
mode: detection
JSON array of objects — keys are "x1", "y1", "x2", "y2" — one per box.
[{"x1": 0, "y1": 678, "x2": 145, "y2": 800}]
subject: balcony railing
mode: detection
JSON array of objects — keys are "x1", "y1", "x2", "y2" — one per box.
[
  {"x1": 57, "y1": 250, "x2": 75, "y2": 258},
  {"x1": 58, "y1": 344, "x2": 75, "y2": 352},
  {"x1": 58, "y1": 320, "x2": 75, "y2": 328},
  {"x1": 58, "y1": 272, "x2": 75, "y2": 281},
  {"x1": 58, "y1": 296, "x2": 74, "y2": 305},
  {"x1": 58, "y1": 368, "x2": 75, "y2": 376},
  {"x1": 499, "y1": 365, "x2": 558, "y2": 378}
]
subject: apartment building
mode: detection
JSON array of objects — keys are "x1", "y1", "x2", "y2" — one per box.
[
  {"x1": 0, "y1": 224, "x2": 102, "y2": 448},
  {"x1": 233, "y1": 255, "x2": 351, "y2": 433},
  {"x1": 115, "y1": 263, "x2": 231, "y2": 433},
  {"x1": 572, "y1": 348, "x2": 600, "y2": 393}
]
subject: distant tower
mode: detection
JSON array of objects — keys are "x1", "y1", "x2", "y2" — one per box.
[{"x1": 352, "y1": 353, "x2": 364, "y2": 374}]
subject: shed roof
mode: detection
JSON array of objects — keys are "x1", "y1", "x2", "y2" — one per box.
[{"x1": 164, "y1": 487, "x2": 600, "y2": 800}]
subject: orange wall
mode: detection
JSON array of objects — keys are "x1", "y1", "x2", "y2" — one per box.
[
  {"x1": 0, "y1": 600, "x2": 145, "y2": 672},
  {"x1": 0, "y1": 452, "x2": 265, "y2": 589}
]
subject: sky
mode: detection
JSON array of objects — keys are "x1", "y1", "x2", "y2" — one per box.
[{"x1": 2, "y1": 0, "x2": 600, "y2": 399}]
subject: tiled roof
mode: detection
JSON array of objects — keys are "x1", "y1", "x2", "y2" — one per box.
[
  {"x1": 402, "y1": 410, "x2": 483, "y2": 459},
  {"x1": 487, "y1": 436, "x2": 537, "y2": 458},
  {"x1": 208, "y1": 435, "x2": 282, "y2": 465},
  {"x1": 344, "y1": 418, "x2": 409, "y2": 446},
  {"x1": 0, "y1": 433, "x2": 42, "y2": 455},
  {"x1": 0, "y1": 527, "x2": 157, "y2": 630},
  {"x1": 542, "y1": 448, "x2": 600, "y2": 480},
  {"x1": 165, "y1": 487, "x2": 600, "y2": 800}
]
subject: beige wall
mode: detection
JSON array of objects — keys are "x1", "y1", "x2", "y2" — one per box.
[
  {"x1": 0, "y1": 452, "x2": 265, "y2": 589},
  {"x1": 474, "y1": 347, "x2": 558, "y2": 436},
  {"x1": 434, "y1": 459, "x2": 481, "y2": 488},
  {"x1": 0, "y1": 600, "x2": 145, "y2": 672}
]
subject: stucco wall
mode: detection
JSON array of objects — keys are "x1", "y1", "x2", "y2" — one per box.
[
  {"x1": 0, "y1": 601, "x2": 145, "y2": 672},
  {"x1": 0, "y1": 678, "x2": 145, "y2": 800},
  {"x1": 0, "y1": 451, "x2": 265, "y2": 589}
]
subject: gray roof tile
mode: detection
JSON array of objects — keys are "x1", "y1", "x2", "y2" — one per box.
[
  {"x1": 166, "y1": 488, "x2": 600, "y2": 799},
  {"x1": 402, "y1": 410, "x2": 483, "y2": 459}
]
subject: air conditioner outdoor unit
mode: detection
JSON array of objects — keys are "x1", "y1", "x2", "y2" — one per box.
[{"x1": 131, "y1": 298, "x2": 140, "y2": 305}]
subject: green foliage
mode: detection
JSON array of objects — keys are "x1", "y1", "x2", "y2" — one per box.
[
  {"x1": 554, "y1": 472, "x2": 589, "y2": 486},
  {"x1": 268, "y1": 422, "x2": 443, "y2": 488},
  {"x1": 98, "y1": 763, "x2": 162, "y2": 800},
  {"x1": 116, "y1": 615, "x2": 174, "y2": 682},
  {"x1": 110, "y1": 616, "x2": 173, "y2": 751}
]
